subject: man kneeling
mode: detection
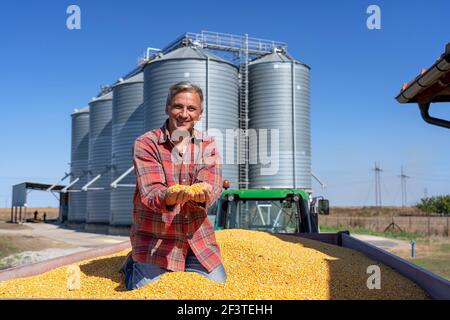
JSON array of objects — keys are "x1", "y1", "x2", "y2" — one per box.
[{"x1": 120, "y1": 81, "x2": 226, "y2": 290}]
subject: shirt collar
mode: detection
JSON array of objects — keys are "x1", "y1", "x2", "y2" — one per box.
[{"x1": 158, "y1": 119, "x2": 204, "y2": 144}]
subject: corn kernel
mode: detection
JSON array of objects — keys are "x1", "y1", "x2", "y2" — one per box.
[
  {"x1": 168, "y1": 183, "x2": 207, "y2": 194},
  {"x1": 0, "y1": 229, "x2": 429, "y2": 300}
]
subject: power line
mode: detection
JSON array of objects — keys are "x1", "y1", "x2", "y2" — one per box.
[
  {"x1": 373, "y1": 162, "x2": 382, "y2": 207},
  {"x1": 363, "y1": 178, "x2": 373, "y2": 206},
  {"x1": 381, "y1": 179, "x2": 392, "y2": 204},
  {"x1": 402, "y1": 170, "x2": 450, "y2": 178},
  {"x1": 393, "y1": 186, "x2": 401, "y2": 207},
  {"x1": 398, "y1": 166, "x2": 410, "y2": 208}
]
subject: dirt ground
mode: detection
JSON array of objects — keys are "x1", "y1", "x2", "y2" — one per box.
[
  {"x1": 0, "y1": 231, "x2": 76, "y2": 269},
  {"x1": 0, "y1": 234, "x2": 73, "y2": 256},
  {"x1": 0, "y1": 222, "x2": 31, "y2": 231},
  {"x1": 0, "y1": 222, "x2": 128, "y2": 271},
  {"x1": 330, "y1": 206, "x2": 426, "y2": 217},
  {"x1": 0, "y1": 207, "x2": 59, "y2": 222}
]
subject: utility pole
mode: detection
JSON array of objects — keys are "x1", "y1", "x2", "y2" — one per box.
[
  {"x1": 374, "y1": 162, "x2": 382, "y2": 207},
  {"x1": 398, "y1": 166, "x2": 410, "y2": 207},
  {"x1": 424, "y1": 187, "x2": 428, "y2": 198}
]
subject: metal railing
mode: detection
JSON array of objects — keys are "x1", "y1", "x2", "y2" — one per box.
[{"x1": 160, "y1": 30, "x2": 287, "y2": 56}]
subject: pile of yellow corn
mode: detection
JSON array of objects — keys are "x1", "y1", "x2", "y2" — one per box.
[
  {"x1": 168, "y1": 183, "x2": 207, "y2": 194},
  {"x1": 0, "y1": 229, "x2": 428, "y2": 299}
]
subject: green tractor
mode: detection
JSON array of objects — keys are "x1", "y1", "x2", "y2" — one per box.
[{"x1": 211, "y1": 181, "x2": 329, "y2": 234}]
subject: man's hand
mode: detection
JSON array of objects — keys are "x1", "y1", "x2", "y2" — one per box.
[
  {"x1": 193, "y1": 183, "x2": 213, "y2": 204},
  {"x1": 165, "y1": 183, "x2": 213, "y2": 206},
  {"x1": 165, "y1": 189, "x2": 193, "y2": 206}
]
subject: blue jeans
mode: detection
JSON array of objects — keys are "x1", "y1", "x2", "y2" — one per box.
[{"x1": 119, "y1": 249, "x2": 227, "y2": 291}]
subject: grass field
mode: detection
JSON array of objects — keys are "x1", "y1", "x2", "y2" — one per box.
[
  {"x1": 409, "y1": 244, "x2": 450, "y2": 280},
  {"x1": 320, "y1": 224, "x2": 450, "y2": 280},
  {"x1": 330, "y1": 206, "x2": 427, "y2": 217},
  {"x1": 0, "y1": 207, "x2": 59, "y2": 222},
  {"x1": 319, "y1": 224, "x2": 426, "y2": 241}
]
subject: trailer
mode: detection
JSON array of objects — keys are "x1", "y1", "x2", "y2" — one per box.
[
  {"x1": 0, "y1": 228, "x2": 449, "y2": 299},
  {"x1": 1, "y1": 185, "x2": 449, "y2": 299},
  {"x1": 210, "y1": 185, "x2": 450, "y2": 299}
]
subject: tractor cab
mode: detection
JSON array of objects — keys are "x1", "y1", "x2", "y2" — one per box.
[{"x1": 211, "y1": 181, "x2": 328, "y2": 233}]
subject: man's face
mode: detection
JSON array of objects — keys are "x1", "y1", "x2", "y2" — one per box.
[{"x1": 166, "y1": 90, "x2": 202, "y2": 135}]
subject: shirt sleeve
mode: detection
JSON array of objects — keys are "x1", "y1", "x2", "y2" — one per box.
[
  {"x1": 185, "y1": 138, "x2": 223, "y2": 213},
  {"x1": 132, "y1": 137, "x2": 175, "y2": 214}
]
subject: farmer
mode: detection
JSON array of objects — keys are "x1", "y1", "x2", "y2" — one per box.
[{"x1": 120, "y1": 81, "x2": 226, "y2": 290}]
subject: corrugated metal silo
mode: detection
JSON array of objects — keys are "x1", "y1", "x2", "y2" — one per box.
[
  {"x1": 248, "y1": 50, "x2": 312, "y2": 190},
  {"x1": 110, "y1": 72, "x2": 144, "y2": 226},
  {"x1": 86, "y1": 91, "x2": 113, "y2": 224},
  {"x1": 68, "y1": 107, "x2": 89, "y2": 222},
  {"x1": 143, "y1": 46, "x2": 239, "y2": 187}
]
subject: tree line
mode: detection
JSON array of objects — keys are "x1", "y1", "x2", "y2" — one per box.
[{"x1": 416, "y1": 195, "x2": 450, "y2": 215}]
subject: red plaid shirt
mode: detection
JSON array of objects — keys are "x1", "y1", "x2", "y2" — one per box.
[{"x1": 130, "y1": 120, "x2": 223, "y2": 272}]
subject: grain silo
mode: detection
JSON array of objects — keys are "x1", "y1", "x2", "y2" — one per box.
[
  {"x1": 248, "y1": 50, "x2": 312, "y2": 190},
  {"x1": 110, "y1": 72, "x2": 144, "y2": 227},
  {"x1": 143, "y1": 45, "x2": 239, "y2": 187},
  {"x1": 68, "y1": 107, "x2": 89, "y2": 222},
  {"x1": 86, "y1": 91, "x2": 113, "y2": 227}
]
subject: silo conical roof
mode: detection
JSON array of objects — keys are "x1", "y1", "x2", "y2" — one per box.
[
  {"x1": 71, "y1": 106, "x2": 89, "y2": 115},
  {"x1": 91, "y1": 91, "x2": 113, "y2": 102},
  {"x1": 250, "y1": 51, "x2": 310, "y2": 69},
  {"x1": 152, "y1": 46, "x2": 235, "y2": 66},
  {"x1": 112, "y1": 72, "x2": 144, "y2": 88}
]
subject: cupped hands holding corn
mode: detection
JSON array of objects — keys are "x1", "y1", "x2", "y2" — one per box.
[{"x1": 165, "y1": 182, "x2": 212, "y2": 206}]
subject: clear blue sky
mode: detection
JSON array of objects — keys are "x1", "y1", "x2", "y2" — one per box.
[{"x1": 0, "y1": 0, "x2": 449, "y2": 208}]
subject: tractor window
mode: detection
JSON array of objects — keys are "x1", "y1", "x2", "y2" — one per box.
[
  {"x1": 207, "y1": 200, "x2": 218, "y2": 226},
  {"x1": 225, "y1": 200, "x2": 298, "y2": 233},
  {"x1": 212, "y1": 199, "x2": 229, "y2": 229}
]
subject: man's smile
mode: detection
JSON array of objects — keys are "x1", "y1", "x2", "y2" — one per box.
[{"x1": 176, "y1": 119, "x2": 190, "y2": 126}]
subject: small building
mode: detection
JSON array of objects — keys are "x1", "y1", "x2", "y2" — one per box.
[{"x1": 11, "y1": 182, "x2": 67, "y2": 223}]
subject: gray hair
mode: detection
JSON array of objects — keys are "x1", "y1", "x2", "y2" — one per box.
[{"x1": 165, "y1": 81, "x2": 204, "y2": 110}]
